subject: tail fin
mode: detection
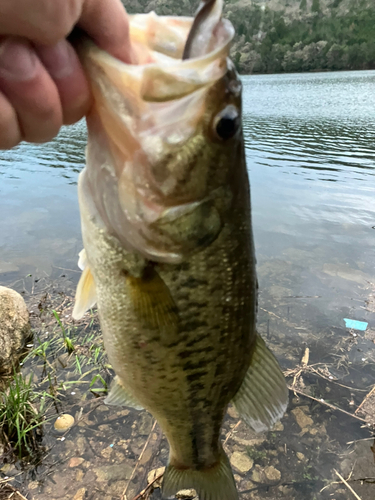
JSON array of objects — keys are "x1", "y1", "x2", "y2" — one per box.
[{"x1": 162, "y1": 447, "x2": 238, "y2": 500}]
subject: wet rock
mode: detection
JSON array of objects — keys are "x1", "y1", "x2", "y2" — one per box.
[
  {"x1": 100, "y1": 446, "x2": 114, "y2": 460},
  {"x1": 94, "y1": 463, "x2": 133, "y2": 482},
  {"x1": 73, "y1": 487, "x2": 86, "y2": 500},
  {"x1": 227, "y1": 406, "x2": 239, "y2": 419},
  {"x1": 272, "y1": 421, "x2": 284, "y2": 432},
  {"x1": 75, "y1": 469, "x2": 84, "y2": 481},
  {"x1": 97, "y1": 405, "x2": 110, "y2": 412},
  {"x1": 264, "y1": 466, "x2": 281, "y2": 483},
  {"x1": 76, "y1": 437, "x2": 88, "y2": 455},
  {"x1": 138, "y1": 412, "x2": 153, "y2": 436},
  {"x1": 147, "y1": 466, "x2": 165, "y2": 486},
  {"x1": 0, "y1": 286, "x2": 31, "y2": 374},
  {"x1": 176, "y1": 489, "x2": 198, "y2": 499},
  {"x1": 232, "y1": 436, "x2": 265, "y2": 448},
  {"x1": 296, "y1": 452, "x2": 305, "y2": 462},
  {"x1": 240, "y1": 480, "x2": 255, "y2": 491},
  {"x1": 98, "y1": 424, "x2": 111, "y2": 432},
  {"x1": 139, "y1": 447, "x2": 153, "y2": 465},
  {"x1": 291, "y1": 407, "x2": 313, "y2": 430},
  {"x1": 251, "y1": 465, "x2": 266, "y2": 483},
  {"x1": 69, "y1": 457, "x2": 85, "y2": 468},
  {"x1": 230, "y1": 451, "x2": 253, "y2": 473},
  {"x1": 54, "y1": 414, "x2": 75, "y2": 432},
  {"x1": 108, "y1": 480, "x2": 127, "y2": 496}
]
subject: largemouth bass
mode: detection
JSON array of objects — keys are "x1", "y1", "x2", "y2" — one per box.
[{"x1": 72, "y1": 1, "x2": 288, "y2": 499}]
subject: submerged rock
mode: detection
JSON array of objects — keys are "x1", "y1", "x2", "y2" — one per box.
[
  {"x1": 0, "y1": 286, "x2": 31, "y2": 374},
  {"x1": 54, "y1": 414, "x2": 75, "y2": 432},
  {"x1": 264, "y1": 466, "x2": 281, "y2": 483},
  {"x1": 73, "y1": 487, "x2": 87, "y2": 500},
  {"x1": 230, "y1": 451, "x2": 254, "y2": 473}
]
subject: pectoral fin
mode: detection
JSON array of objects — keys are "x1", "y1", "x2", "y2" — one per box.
[
  {"x1": 72, "y1": 264, "x2": 97, "y2": 320},
  {"x1": 232, "y1": 335, "x2": 289, "y2": 432},
  {"x1": 126, "y1": 266, "x2": 179, "y2": 335},
  {"x1": 105, "y1": 376, "x2": 143, "y2": 410}
]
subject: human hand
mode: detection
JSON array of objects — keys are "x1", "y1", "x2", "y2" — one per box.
[{"x1": 0, "y1": 0, "x2": 131, "y2": 149}]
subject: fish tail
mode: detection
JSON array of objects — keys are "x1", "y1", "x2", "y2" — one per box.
[{"x1": 162, "y1": 447, "x2": 238, "y2": 500}]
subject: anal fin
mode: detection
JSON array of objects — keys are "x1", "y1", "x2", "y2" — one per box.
[
  {"x1": 105, "y1": 376, "x2": 143, "y2": 410},
  {"x1": 232, "y1": 335, "x2": 289, "y2": 432}
]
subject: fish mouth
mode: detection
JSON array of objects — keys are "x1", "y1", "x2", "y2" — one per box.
[{"x1": 79, "y1": 0, "x2": 236, "y2": 263}]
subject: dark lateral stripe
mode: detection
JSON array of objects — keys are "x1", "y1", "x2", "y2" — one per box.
[
  {"x1": 187, "y1": 371, "x2": 207, "y2": 383},
  {"x1": 178, "y1": 346, "x2": 215, "y2": 359},
  {"x1": 188, "y1": 382, "x2": 205, "y2": 392},
  {"x1": 182, "y1": 359, "x2": 208, "y2": 371},
  {"x1": 181, "y1": 277, "x2": 208, "y2": 289},
  {"x1": 185, "y1": 333, "x2": 208, "y2": 347},
  {"x1": 182, "y1": 320, "x2": 208, "y2": 332}
]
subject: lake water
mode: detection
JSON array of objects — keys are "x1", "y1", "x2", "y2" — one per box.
[{"x1": 0, "y1": 71, "x2": 375, "y2": 499}]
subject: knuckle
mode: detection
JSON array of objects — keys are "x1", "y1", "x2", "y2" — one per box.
[{"x1": 36, "y1": 0, "x2": 83, "y2": 44}]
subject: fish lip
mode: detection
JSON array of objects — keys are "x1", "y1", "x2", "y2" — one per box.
[{"x1": 82, "y1": 17, "x2": 234, "y2": 71}]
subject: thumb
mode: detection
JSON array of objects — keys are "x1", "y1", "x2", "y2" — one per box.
[{"x1": 79, "y1": 0, "x2": 132, "y2": 63}]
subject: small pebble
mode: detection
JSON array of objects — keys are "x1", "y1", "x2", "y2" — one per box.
[{"x1": 54, "y1": 414, "x2": 75, "y2": 432}]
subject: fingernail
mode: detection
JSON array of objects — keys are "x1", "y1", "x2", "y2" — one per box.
[
  {"x1": 36, "y1": 40, "x2": 75, "y2": 79},
  {"x1": 0, "y1": 38, "x2": 37, "y2": 81}
]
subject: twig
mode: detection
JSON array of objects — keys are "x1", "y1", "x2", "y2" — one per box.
[
  {"x1": 0, "y1": 483, "x2": 29, "y2": 500},
  {"x1": 223, "y1": 420, "x2": 241, "y2": 447},
  {"x1": 347, "y1": 437, "x2": 375, "y2": 445},
  {"x1": 334, "y1": 469, "x2": 362, "y2": 500},
  {"x1": 121, "y1": 419, "x2": 157, "y2": 500},
  {"x1": 130, "y1": 473, "x2": 164, "y2": 500},
  {"x1": 287, "y1": 386, "x2": 368, "y2": 423}
]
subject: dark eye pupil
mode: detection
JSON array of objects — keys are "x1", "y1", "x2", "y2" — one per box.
[
  {"x1": 216, "y1": 116, "x2": 238, "y2": 140},
  {"x1": 214, "y1": 105, "x2": 240, "y2": 140}
]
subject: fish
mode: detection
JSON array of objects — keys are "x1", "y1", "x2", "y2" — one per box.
[{"x1": 72, "y1": 1, "x2": 289, "y2": 499}]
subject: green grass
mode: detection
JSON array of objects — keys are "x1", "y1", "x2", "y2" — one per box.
[
  {"x1": 0, "y1": 371, "x2": 55, "y2": 459},
  {"x1": 2, "y1": 303, "x2": 109, "y2": 461}
]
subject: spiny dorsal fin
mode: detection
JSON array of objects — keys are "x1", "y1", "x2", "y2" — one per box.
[
  {"x1": 72, "y1": 263, "x2": 97, "y2": 320},
  {"x1": 105, "y1": 376, "x2": 143, "y2": 410},
  {"x1": 232, "y1": 335, "x2": 289, "y2": 432}
]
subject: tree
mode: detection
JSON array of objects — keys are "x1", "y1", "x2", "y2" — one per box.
[
  {"x1": 311, "y1": 0, "x2": 320, "y2": 13},
  {"x1": 300, "y1": 0, "x2": 307, "y2": 10}
]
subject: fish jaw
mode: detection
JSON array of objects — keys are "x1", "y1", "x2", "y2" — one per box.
[{"x1": 77, "y1": 7, "x2": 236, "y2": 263}]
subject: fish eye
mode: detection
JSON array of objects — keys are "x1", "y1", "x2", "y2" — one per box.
[{"x1": 214, "y1": 105, "x2": 241, "y2": 141}]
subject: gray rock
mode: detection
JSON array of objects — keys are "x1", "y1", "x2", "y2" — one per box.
[
  {"x1": 94, "y1": 463, "x2": 133, "y2": 482},
  {"x1": 138, "y1": 412, "x2": 153, "y2": 436},
  {"x1": 0, "y1": 286, "x2": 31, "y2": 374},
  {"x1": 264, "y1": 466, "x2": 281, "y2": 483},
  {"x1": 230, "y1": 451, "x2": 254, "y2": 474}
]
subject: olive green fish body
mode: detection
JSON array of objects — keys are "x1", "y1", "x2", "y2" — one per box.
[{"x1": 78, "y1": 138, "x2": 256, "y2": 470}]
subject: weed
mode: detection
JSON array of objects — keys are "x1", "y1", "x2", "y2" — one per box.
[
  {"x1": 53, "y1": 310, "x2": 75, "y2": 354},
  {"x1": 246, "y1": 446, "x2": 268, "y2": 462},
  {"x1": 0, "y1": 371, "x2": 55, "y2": 459}
]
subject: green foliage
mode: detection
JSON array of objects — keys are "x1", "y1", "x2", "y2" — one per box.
[
  {"x1": 122, "y1": 0, "x2": 375, "y2": 74},
  {"x1": 311, "y1": 0, "x2": 321, "y2": 12},
  {"x1": 228, "y1": 0, "x2": 375, "y2": 73}
]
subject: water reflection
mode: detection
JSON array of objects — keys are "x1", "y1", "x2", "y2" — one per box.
[{"x1": 0, "y1": 72, "x2": 374, "y2": 499}]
